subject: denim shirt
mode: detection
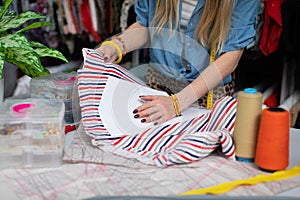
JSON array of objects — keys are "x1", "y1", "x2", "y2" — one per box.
[{"x1": 135, "y1": 0, "x2": 260, "y2": 83}]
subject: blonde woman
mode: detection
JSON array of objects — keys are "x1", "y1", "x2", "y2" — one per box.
[{"x1": 96, "y1": 0, "x2": 260, "y2": 125}]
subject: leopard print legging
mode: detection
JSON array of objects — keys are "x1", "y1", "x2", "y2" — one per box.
[{"x1": 146, "y1": 66, "x2": 235, "y2": 108}]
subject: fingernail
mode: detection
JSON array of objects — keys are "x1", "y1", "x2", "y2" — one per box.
[
  {"x1": 139, "y1": 95, "x2": 145, "y2": 98},
  {"x1": 141, "y1": 119, "x2": 146, "y2": 123},
  {"x1": 154, "y1": 122, "x2": 158, "y2": 126},
  {"x1": 133, "y1": 109, "x2": 138, "y2": 114},
  {"x1": 104, "y1": 57, "x2": 108, "y2": 61},
  {"x1": 134, "y1": 114, "x2": 139, "y2": 118}
]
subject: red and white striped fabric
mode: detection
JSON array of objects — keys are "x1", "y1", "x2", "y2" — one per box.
[{"x1": 78, "y1": 48, "x2": 237, "y2": 167}]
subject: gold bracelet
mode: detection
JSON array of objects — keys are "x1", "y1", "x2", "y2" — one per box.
[
  {"x1": 112, "y1": 36, "x2": 127, "y2": 56},
  {"x1": 100, "y1": 41, "x2": 122, "y2": 64},
  {"x1": 170, "y1": 94, "x2": 181, "y2": 117}
]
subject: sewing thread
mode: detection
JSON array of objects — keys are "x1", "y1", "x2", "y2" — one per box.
[
  {"x1": 255, "y1": 107, "x2": 290, "y2": 171},
  {"x1": 233, "y1": 88, "x2": 262, "y2": 162}
]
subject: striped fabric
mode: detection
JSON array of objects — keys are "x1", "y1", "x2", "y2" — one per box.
[{"x1": 78, "y1": 48, "x2": 237, "y2": 167}]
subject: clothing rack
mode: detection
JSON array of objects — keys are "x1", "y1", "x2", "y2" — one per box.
[{"x1": 2, "y1": 0, "x2": 124, "y2": 56}]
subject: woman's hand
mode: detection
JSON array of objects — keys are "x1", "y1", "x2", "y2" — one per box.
[
  {"x1": 95, "y1": 43, "x2": 119, "y2": 63},
  {"x1": 133, "y1": 95, "x2": 177, "y2": 125}
]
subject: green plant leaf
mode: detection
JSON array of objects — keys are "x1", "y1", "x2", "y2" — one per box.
[
  {"x1": 30, "y1": 41, "x2": 68, "y2": 63},
  {"x1": 0, "y1": 1, "x2": 67, "y2": 79},
  {"x1": 0, "y1": 15, "x2": 14, "y2": 33},
  {"x1": 0, "y1": 33, "x2": 32, "y2": 50},
  {"x1": 32, "y1": 45, "x2": 69, "y2": 63},
  {"x1": 0, "y1": 0, "x2": 14, "y2": 20},
  {"x1": 16, "y1": 21, "x2": 52, "y2": 34},
  {"x1": 29, "y1": 41, "x2": 47, "y2": 48},
  {"x1": 0, "y1": 9, "x2": 18, "y2": 34},
  {"x1": 0, "y1": 52, "x2": 5, "y2": 79},
  {"x1": 5, "y1": 47, "x2": 50, "y2": 78},
  {"x1": 0, "y1": 11, "x2": 46, "y2": 33}
]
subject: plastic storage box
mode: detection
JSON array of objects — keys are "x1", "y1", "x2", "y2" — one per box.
[
  {"x1": 0, "y1": 98, "x2": 65, "y2": 169},
  {"x1": 30, "y1": 72, "x2": 81, "y2": 125}
]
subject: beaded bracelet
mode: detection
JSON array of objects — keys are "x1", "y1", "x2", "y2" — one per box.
[
  {"x1": 112, "y1": 36, "x2": 127, "y2": 56},
  {"x1": 100, "y1": 41, "x2": 122, "y2": 64},
  {"x1": 170, "y1": 94, "x2": 181, "y2": 117}
]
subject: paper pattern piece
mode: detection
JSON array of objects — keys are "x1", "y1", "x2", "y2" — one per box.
[
  {"x1": 78, "y1": 48, "x2": 237, "y2": 167},
  {"x1": 62, "y1": 126, "x2": 300, "y2": 198},
  {"x1": 99, "y1": 76, "x2": 210, "y2": 136},
  {"x1": 1, "y1": 134, "x2": 300, "y2": 200}
]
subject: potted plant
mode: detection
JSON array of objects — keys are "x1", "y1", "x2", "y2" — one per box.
[{"x1": 0, "y1": 0, "x2": 68, "y2": 101}]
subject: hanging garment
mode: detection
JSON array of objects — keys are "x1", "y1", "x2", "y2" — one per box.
[
  {"x1": 259, "y1": 0, "x2": 285, "y2": 56},
  {"x1": 61, "y1": 0, "x2": 79, "y2": 34},
  {"x1": 77, "y1": 48, "x2": 237, "y2": 167},
  {"x1": 96, "y1": 0, "x2": 107, "y2": 35},
  {"x1": 80, "y1": 0, "x2": 101, "y2": 42},
  {"x1": 120, "y1": 0, "x2": 137, "y2": 31}
]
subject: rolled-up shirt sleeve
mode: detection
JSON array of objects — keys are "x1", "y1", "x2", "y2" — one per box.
[
  {"x1": 134, "y1": 0, "x2": 150, "y2": 27},
  {"x1": 222, "y1": 0, "x2": 260, "y2": 52}
]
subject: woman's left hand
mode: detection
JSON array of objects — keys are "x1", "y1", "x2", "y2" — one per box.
[{"x1": 133, "y1": 95, "x2": 176, "y2": 125}]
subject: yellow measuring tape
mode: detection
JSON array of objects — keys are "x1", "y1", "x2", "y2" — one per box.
[
  {"x1": 206, "y1": 46, "x2": 216, "y2": 110},
  {"x1": 179, "y1": 165, "x2": 300, "y2": 195}
]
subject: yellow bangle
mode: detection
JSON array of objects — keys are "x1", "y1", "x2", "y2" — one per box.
[
  {"x1": 170, "y1": 94, "x2": 181, "y2": 117},
  {"x1": 100, "y1": 41, "x2": 122, "y2": 64}
]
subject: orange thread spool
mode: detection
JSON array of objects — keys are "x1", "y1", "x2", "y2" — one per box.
[{"x1": 255, "y1": 107, "x2": 290, "y2": 171}]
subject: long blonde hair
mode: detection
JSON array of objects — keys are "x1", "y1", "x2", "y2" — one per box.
[{"x1": 152, "y1": 0, "x2": 234, "y2": 53}]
